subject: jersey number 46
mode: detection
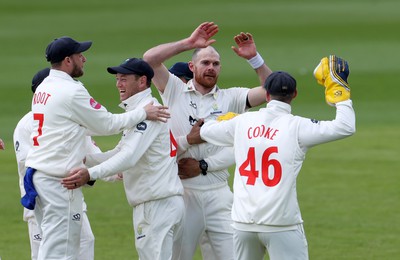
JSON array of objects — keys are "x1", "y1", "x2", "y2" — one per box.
[{"x1": 238, "y1": 146, "x2": 282, "y2": 187}]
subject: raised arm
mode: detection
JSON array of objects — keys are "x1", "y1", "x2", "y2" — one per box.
[
  {"x1": 143, "y1": 22, "x2": 219, "y2": 93},
  {"x1": 231, "y1": 32, "x2": 273, "y2": 108}
]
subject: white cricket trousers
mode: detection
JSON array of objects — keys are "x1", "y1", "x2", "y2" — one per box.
[
  {"x1": 134, "y1": 195, "x2": 185, "y2": 260},
  {"x1": 33, "y1": 171, "x2": 83, "y2": 260},
  {"x1": 28, "y1": 212, "x2": 94, "y2": 260},
  {"x1": 233, "y1": 224, "x2": 309, "y2": 260},
  {"x1": 177, "y1": 182, "x2": 234, "y2": 260}
]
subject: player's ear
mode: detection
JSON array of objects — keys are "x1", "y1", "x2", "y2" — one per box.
[
  {"x1": 266, "y1": 92, "x2": 271, "y2": 102},
  {"x1": 188, "y1": 61, "x2": 194, "y2": 72},
  {"x1": 140, "y1": 75, "x2": 150, "y2": 89},
  {"x1": 292, "y1": 90, "x2": 298, "y2": 99}
]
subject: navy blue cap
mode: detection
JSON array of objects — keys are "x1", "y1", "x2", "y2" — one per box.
[
  {"x1": 264, "y1": 71, "x2": 296, "y2": 96},
  {"x1": 169, "y1": 62, "x2": 193, "y2": 80},
  {"x1": 107, "y1": 58, "x2": 154, "y2": 80},
  {"x1": 31, "y1": 68, "x2": 50, "y2": 93},
  {"x1": 45, "y1": 36, "x2": 92, "y2": 63}
]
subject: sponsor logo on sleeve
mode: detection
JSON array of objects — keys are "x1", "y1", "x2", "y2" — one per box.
[
  {"x1": 90, "y1": 98, "x2": 102, "y2": 109},
  {"x1": 136, "y1": 122, "x2": 147, "y2": 131}
]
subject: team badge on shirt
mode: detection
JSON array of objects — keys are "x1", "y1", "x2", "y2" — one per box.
[
  {"x1": 89, "y1": 98, "x2": 102, "y2": 109},
  {"x1": 136, "y1": 122, "x2": 147, "y2": 131},
  {"x1": 209, "y1": 103, "x2": 222, "y2": 115}
]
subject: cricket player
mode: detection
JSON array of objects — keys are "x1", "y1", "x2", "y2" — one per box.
[
  {"x1": 14, "y1": 68, "x2": 122, "y2": 260},
  {"x1": 199, "y1": 56, "x2": 356, "y2": 259},
  {"x1": 169, "y1": 62, "x2": 193, "y2": 83},
  {"x1": 23, "y1": 37, "x2": 169, "y2": 260},
  {"x1": 169, "y1": 61, "x2": 221, "y2": 259},
  {"x1": 143, "y1": 22, "x2": 272, "y2": 260},
  {"x1": 61, "y1": 58, "x2": 185, "y2": 260}
]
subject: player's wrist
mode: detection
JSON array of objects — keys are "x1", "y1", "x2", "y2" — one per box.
[
  {"x1": 199, "y1": 159, "x2": 208, "y2": 175},
  {"x1": 247, "y1": 52, "x2": 264, "y2": 69},
  {"x1": 186, "y1": 134, "x2": 194, "y2": 145}
]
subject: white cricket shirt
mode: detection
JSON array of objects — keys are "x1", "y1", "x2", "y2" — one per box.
[
  {"x1": 161, "y1": 75, "x2": 249, "y2": 187},
  {"x1": 201, "y1": 100, "x2": 356, "y2": 228},
  {"x1": 87, "y1": 89, "x2": 184, "y2": 207},
  {"x1": 14, "y1": 112, "x2": 100, "y2": 220},
  {"x1": 25, "y1": 69, "x2": 146, "y2": 177},
  {"x1": 13, "y1": 112, "x2": 34, "y2": 221}
]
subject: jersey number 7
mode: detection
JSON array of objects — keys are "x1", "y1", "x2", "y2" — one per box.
[
  {"x1": 33, "y1": 113, "x2": 44, "y2": 146},
  {"x1": 238, "y1": 146, "x2": 282, "y2": 187}
]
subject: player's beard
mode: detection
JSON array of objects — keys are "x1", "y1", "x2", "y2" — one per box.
[
  {"x1": 194, "y1": 72, "x2": 218, "y2": 89},
  {"x1": 70, "y1": 62, "x2": 84, "y2": 78}
]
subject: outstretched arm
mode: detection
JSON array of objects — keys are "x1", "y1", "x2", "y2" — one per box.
[{"x1": 143, "y1": 22, "x2": 219, "y2": 93}]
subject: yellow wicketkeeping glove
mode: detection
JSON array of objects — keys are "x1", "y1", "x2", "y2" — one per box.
[
  {"x1": 313, "y1": 55, "x2": 350, "y2": 106},
  {"x1": 216, "y1": 112, "x2": 238, "y2": 121}
]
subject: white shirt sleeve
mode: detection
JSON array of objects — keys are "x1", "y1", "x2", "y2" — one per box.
[
  {"x1": 200, "y1": 117, "x2": 238, "y2": 147},
  {"x1": 175, "y1": 130, "x2": 235, "y2": 171},
  {"x1": 176, "y1": 135, "x2": 190, "y2": 157},
  {"x1": 88, "y1": 121, "x2": 161, "y2": 180},
  {"x1": 204, "y1": 147, "x2": 235, "y2": 172},
  {"x1": 13, "y1": 113, "x2": 33, "y2": 196},
  {"x1": 298, "y1": 100, "x2": 356, "y2": 148},
  {"x1": 84, "y1": 142, "x2": 123, "y2": 182},
  {"x1": 84, "y1": 145, "x2": 120, "y2": 168},
  {"x1": 69, "y1": 87, "x2": 146, "y2": 136}
]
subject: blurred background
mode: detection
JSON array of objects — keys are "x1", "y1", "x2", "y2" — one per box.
[{"x1": 1, "y1": 0, "x2": 399, "y2": 259}]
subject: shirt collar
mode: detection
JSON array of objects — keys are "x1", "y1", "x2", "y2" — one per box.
[
  {"x1": 266, "y1": 100, "x2": 292, "y2": 114},
  {"x1": 49, "y1": 69, "x2": 82, "y2": 84},
  {"x1": 119, "y1": 88, "x2": 152, "y2": 111},
  {"x1": 183, "y1": 80, "x2": 220, "y2": 99}
]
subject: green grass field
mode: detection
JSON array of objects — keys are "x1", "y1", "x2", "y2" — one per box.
[{"x1": 1, "y1": 0, "x2": 399, "y2": 259}]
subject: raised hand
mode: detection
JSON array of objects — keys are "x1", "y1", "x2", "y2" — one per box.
[
  {"x1": 231, "y1": 32, "x2": 257, "y2": 60},
  {"x1": 313, "y1": 55, "x2": 350, "y2": 106},
  {"x1": 187, "y1": 22, "x2": 219, "y2": 48}
]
